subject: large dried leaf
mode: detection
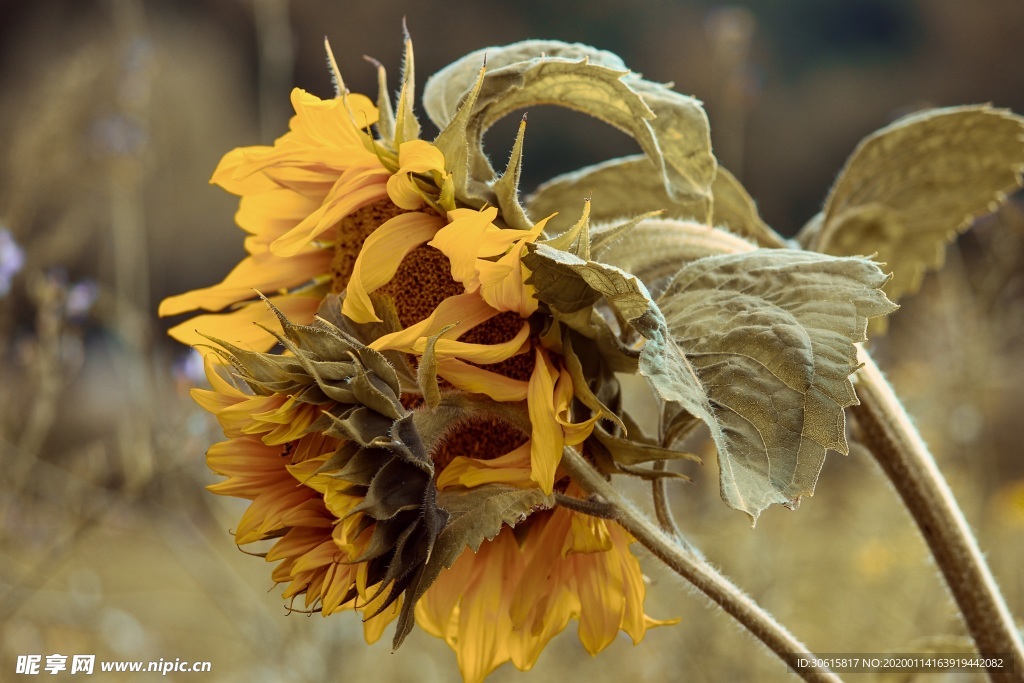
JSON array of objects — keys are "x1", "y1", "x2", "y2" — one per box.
[
  {"x1": 659, "y1": 250, "x2": 897, "y2": 521},
  {"x1": 392, "y1": 485, "x2": 554, "y2": 648},
  {"x1": 425, "y1": 40, "x2": 715, "y2": 222},
  {"x1": 423, "y1": 41, "x2": 628, "y2": 128},
  {"x1": 593, "y1": 218, "x2": 758, "y2": 297},
  {"x1": 626, "y1": 78, "x2": 716, "y2": 206},
  {"x1": 803, "y1": 106, "x2": 1024, "y2": 302},
  {"x1": 529, "y1": 157, "x2": 781, "y2": 249},
  {"x1": 528, "y1": 155, "x2": 710, "y2": 232}
]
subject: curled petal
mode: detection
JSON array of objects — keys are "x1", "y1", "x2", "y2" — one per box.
[
  {"x1": 435, "y1": 358, "x2": 529, "y2": 402},
  {"x1": 429, "y1": 207, "x2": 500, "y2": 289},
  {"x1": 370, "y1": 292, "x2": 497, "y2": 353},
  {"x1": 341, "y1": 211, "x2": 445, "y2": 323},
  {"x1": 527, "y1": 347, "x2": 563, "y2": 494}
]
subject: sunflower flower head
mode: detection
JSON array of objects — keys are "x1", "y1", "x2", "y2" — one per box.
[{"x1": 166, "y1": 31, "x2": 899, "y2": 683}]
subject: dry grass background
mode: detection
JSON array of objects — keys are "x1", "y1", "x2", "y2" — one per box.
[{"x1": 1, "y1": 1, "x2": 1022, "y2": 681}]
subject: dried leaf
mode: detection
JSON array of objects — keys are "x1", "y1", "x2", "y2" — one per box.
[
  {"x1": 659, "y1": 250, "x2": 897, "y2": 521},
  {"x1": 530, "y1": 156, "x2": 781, "y2": 248},
  {"x1": 626, "y1": 78, "x2": 716, "y2": 206},
  {"x1": 805, "y1": 106, "x2": 1024, "y2": 302},
  {"x1": 423, "y1": 41, "x2": 629, "y2": 129},
  {"x1": 595, "y1": 218, "x2": 757, "y2": 293},
  {"x1": 426, "y1": 40, "x2": 715, "y2": 224},
  {"x1": 529, "y1": 155, "x2": 702, "y2": 233}
]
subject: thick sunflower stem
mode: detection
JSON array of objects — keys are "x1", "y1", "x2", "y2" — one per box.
[
  {"x1": 853, "y1": 349, "x2": 1024, "y2": 681},
  {"x1": 560, "y1": 447, "x2": 843, "y2": 683}
]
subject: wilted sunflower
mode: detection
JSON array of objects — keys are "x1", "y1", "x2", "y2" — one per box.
[{"x1": 165, "y1": 32, "x2": 899, "y2": 683}]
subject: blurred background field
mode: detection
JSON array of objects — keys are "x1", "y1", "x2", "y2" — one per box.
[{"x1": 1, "y1": 0, "x2": 1023, "y2": 681}]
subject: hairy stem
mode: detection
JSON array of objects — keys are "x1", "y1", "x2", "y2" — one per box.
[
  {"x1": 561, "y1": 447, "x2": 842, "y2": 683},
  {"x1": 651, "y1": 461, "x2": 704, "y2": 559},
  {"x1": 853, "y1": 350, "x2": 1024, "y2": 680}
]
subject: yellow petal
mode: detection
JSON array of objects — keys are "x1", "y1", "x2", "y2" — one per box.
[
  {"x1": 554, "y1": 366, "x2": 601, "y2": 446},
  {"x1": 341, "y1": 211, "x2": 445, "y2": 323},
  {"x1": 167, "y1": 294, "x2": 321, "y2": 351},
  {"x1": 427, "y1": 321, "x2": 529, "y2": 364},
  {"x1": 288, "y1": 88, "x2": 379, "y2": 149},
  {"x1": 527, "y1": 347, "x2": 563, "y2": 494},
  {"x1": 370, "y1": 292, "x2": 497, "y2": 353},
  {"x1": 575, "y1": 537, "x2": 627, "y2": 655},
  {"x1": 507, "y1": 507, "x2": 581, "y2": 634},
  {"x1": 210, "y1": 147, "x2": 280, "y2": 195},
  {"x1": 416, "y1": 552, "x2": 475, "y2": 641},
  {"x1": 360, "y1": 590, "x2": 401, "y2": 644},
  {"x1": 508, "y1": 509, "x2": 580, "y2": 662},
  {"x1": 397, "y1": 139, "x2": 447, "y2": 174},
  {"x1": 385, "y1": 174, "x2": 428, "y2": 211},
  {"x1": 456, "y1": 536, "x2": 516, "y2": 683},
  {"x1": 270, "y1": 165, "x2": 391, "y2": 257},
  {"x1": 234, "y1": 187, "x2": 323, "y2": 242},
  {"x1": 567, "y1": 514, "x2": 614, "y2": 555},
  {"x1": 477, "y1": 247, "x2": 539, "y2": 317},
  {"x1": 435, "y1": 358, "x2": 528, "y2": 402},
  {"x1": 159, "y1": 248, "x2": 332, "y2": 316},
  {"x1": 386, "y1": 140, "x2": 449, "y2": 210},
  {"x1": 435, "y1": 443, "x2": 532, "y2": 489},
  {"x1": 428, "y1": 207, "x2": 499, "y2": 289}
]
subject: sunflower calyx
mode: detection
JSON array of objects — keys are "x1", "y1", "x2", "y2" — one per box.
[
  {"x1": 392, "y1": 484, "x2": 555, "y2": 650},
  {"x1": 204, "y1": 302, "x2": 448, "y2": 621}
]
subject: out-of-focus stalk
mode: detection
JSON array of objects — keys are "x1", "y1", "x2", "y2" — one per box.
[{"x1": 853, "y1": 349, "x2": 1024, "y2": 681}]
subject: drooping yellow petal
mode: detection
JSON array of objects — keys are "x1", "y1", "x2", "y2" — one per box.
[
  {"x1": 341, "y1": 211, "x2": 445, "y2": 323},
  {"x1": 212, "y1": 89, "x2": 380, "y2": 193},
  {"x1": 477, "y1": 247, "x2": 539, "y2": 316},
  {"x1": 508, "y1": 510, "x2": 581, "y2": 668},
  {"x1": 288, "y1": 88, "x2": 378, "y2": 149},
  {"x1": 359, "y1": 589, "x2": 402, "y2": 644},
  {"x1": 387, "y1": 139, "x2": 449, "y2": 210},
  {"x1": 527, "y1": 347, "x2": 563, "y2": 494},
  {"x1": 574, "y1": 535, "x2": 627, "y2": 655},
  {"x1": 455, "y1": 535, "x2": 517, "y2": 683},
  {"x1": 416, "y1": 552, "x2": 475, "y2": 642},
  {"x1": 428, "y1": 207, "x2": 500, "y2": 290},
  {"x1": 435, "y1": 358, "x2": 528, "y2": 402},
  {"x1": 159, "y1": 248, "x2": 332, "y2": 316},
  {"x1": 554, "y1": 366, "x2": 601, "y2": 446},
  {"x1": 567, "y1": 514, "x2": 614, "y2": 555},
  {"x1": 436, "y1": 443, "x2": 532, "y2": 489},
  {"x1": 167, "y1": 294, "x2": 322, "y2": 351},
  {"x1": 426, "y1": 322, "x2": 529, "y2": 364},
  {"x1": 234, "y1": 187, "x2": 324, "y2": 243},
  {"x1": 270, "y1": 165, "x2": 392, "y2": 257},
  {"x1": 370, "y1": 292, "x2": 497, "y2": 353},
  {"x1": 477, "y1": 215, "x2": 550, "y2": 315}
]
